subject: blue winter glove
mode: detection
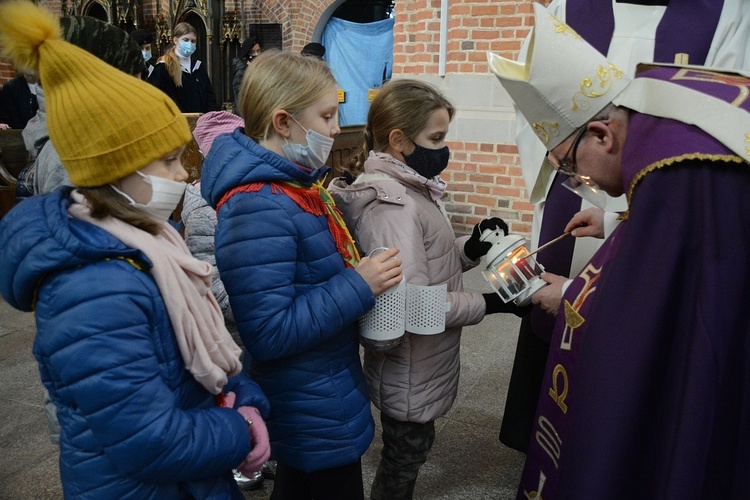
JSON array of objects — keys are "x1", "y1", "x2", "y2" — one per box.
[{"x1": 464, "y1": 217, "x2": 509, "y2": 261}]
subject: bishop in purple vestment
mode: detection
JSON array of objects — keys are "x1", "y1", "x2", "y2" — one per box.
[
  {"x1": 489, "y1": 5, "x2": 750, "y2": 498},
  {"x1": 523, "y1": 60, "x2": 750, "y2": 500}
]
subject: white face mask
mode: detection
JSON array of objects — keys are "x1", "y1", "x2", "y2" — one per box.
[
  {"x1": 281, "y1": 115, "x2": 334, "y2": 170},
  {"x1": 111, "y1": 171, "x2": 187, "y2": 221}
]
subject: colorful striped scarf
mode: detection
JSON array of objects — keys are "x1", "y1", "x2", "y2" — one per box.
[{"x1": 216, "y1": 179, "x2": 360, "y2": 268}]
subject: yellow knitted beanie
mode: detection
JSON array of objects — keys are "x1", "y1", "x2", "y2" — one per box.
[{"x1": 0, "y1": 1, "x2": 191, "y2": 187}]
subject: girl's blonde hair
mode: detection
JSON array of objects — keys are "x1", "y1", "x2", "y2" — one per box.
[
  {"x1": 238, "y1": 50, "x2": 338, "y2": 141},
  {"x1": 165, "y1": 22, "x2": 198, "y2": 87},
  {"x1": 348, "y1": 79, "x2": 455, "y2": 175}
]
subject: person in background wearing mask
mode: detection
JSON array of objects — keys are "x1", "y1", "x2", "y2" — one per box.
[
  {"x1": 130, "y1": 29, "x2": 156, "y2": 79},
  {"x1": 232, "y1": 37, "x2": 260, "y2": 112},
  {"x1": 148, "y1": 22, "x2": 218, "y2": 113},
  {"x1": 0, "y1": 2, "x2": 271, "y2": 498},
  {"x1": 200, "y1": 50, "x2": 404, "y2": 500},
  {"x1": 0, "y1": 70, "x2": 39, "y2": 129}
]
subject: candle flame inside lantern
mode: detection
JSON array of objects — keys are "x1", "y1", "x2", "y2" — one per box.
[{"x1": 481, "y1": 232, "x2": 549, "y2": 305}]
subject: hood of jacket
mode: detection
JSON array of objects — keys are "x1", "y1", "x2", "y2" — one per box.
[
  {"x1": 328, "y1": 152, "x2": 437, "y2": 232},
  {"x1": 182, "y1": 181, "x2": 208, "y2": 220},
  {"x1": 200, "y1": 128, "x2": 329, "y2": 208},
  {"x1": 0, "y1": 189, "x2": 146, "y2": 311}
]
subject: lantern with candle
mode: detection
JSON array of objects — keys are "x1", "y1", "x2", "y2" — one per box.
[{"x1": 480, "y1": 228, "x2": 547, "y2": 306}]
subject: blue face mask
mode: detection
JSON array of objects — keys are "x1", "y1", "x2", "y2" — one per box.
[
  {"x1": 177, "y1": 40, "x2": 196, "y2": 58},
  {"x1": 142, "y1": 50, "x2": 152, "y2": 63}
]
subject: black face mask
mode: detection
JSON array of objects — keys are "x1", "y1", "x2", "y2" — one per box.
[{"x1": 402, "y1": 144, "x2": 450, "y2": 179}]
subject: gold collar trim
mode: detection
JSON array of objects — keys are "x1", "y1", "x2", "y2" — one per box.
[{"x1": 621, "y1": 153, "x2": 746, "y2": 220}]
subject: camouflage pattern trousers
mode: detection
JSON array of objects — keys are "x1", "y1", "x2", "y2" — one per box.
[{"x1": 370, "y1": 412, "x2": 436, "y2": 500}]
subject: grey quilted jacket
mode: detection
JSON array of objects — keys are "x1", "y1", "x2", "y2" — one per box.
[{"x1": 181, "y1": 182, "x2": 237, "y2": 337}]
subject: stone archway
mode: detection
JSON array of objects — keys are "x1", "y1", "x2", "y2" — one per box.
[
  {"x1": 81, "y1": 0, "x2": 111, "y2": 22},
  {"x1": 311, "y1": 0, "x2": 394, "y2": 41}
]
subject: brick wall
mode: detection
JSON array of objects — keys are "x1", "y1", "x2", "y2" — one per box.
[
  {"x1": 0, "y1": 63, "x2": 15, "y2": 84},
  {"x1": 394, "y1": 0, "x2": 535, "y2": 76},
  {"x1": 392, "y1": 0, "x2": 550, "y2": 236},
  {"x1": 0, "y1": 0, "x2": 63, "y2": 85},
  {"x1": 233, "y1": 0, "x2": 332, "y2": 51},
  {"x1": 139, "y1": 0, "x2": 159, "y2": 30},
  {"x1": 442, "y1": 141, "x2": 533, "y2": 234}
]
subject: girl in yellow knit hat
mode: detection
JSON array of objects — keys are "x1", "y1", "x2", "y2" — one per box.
[{"x1": 0, "y1": 2, "x2": 270, "y2": 498}]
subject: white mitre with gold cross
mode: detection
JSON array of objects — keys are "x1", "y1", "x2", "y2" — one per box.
[{"x1": 487, "y1": 2, "x2": 631, "y2": 151}]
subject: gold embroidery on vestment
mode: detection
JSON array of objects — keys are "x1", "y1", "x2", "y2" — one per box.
[
  {"x1": 564, "y1": 299, "x2": 584, "y2": 329},
  {"x1": 671, "y1": 68, "x2": 750, "y2": 107},
  {"x1": 551, "y1": 19, "x2": 582, "y2": 40},
  {"x1": 549, "y1": 364, "x2": 569, "y2": 413},
  {"x1": 572, "y1": 63, "x2": 625, "y2": 111},
  {"x1": 532, "y1": 121, "x2": 559, "y2": 144}
]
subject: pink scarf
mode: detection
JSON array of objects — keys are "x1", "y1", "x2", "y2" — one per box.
[{"x1": 68, "y1": 191, "x2": 242, "y2": 395}]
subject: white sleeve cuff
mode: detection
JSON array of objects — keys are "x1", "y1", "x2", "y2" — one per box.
[{"x1": 603, "y1": 211, "x2": 621, "y2": 239}]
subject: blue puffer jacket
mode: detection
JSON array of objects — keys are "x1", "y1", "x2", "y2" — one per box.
[
  {"x1": 201, "y1": 129, "x2": 375, "y2": 472},
  {"x1": 0, "y1": 189, "x2": 270, "y2": 500}
]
